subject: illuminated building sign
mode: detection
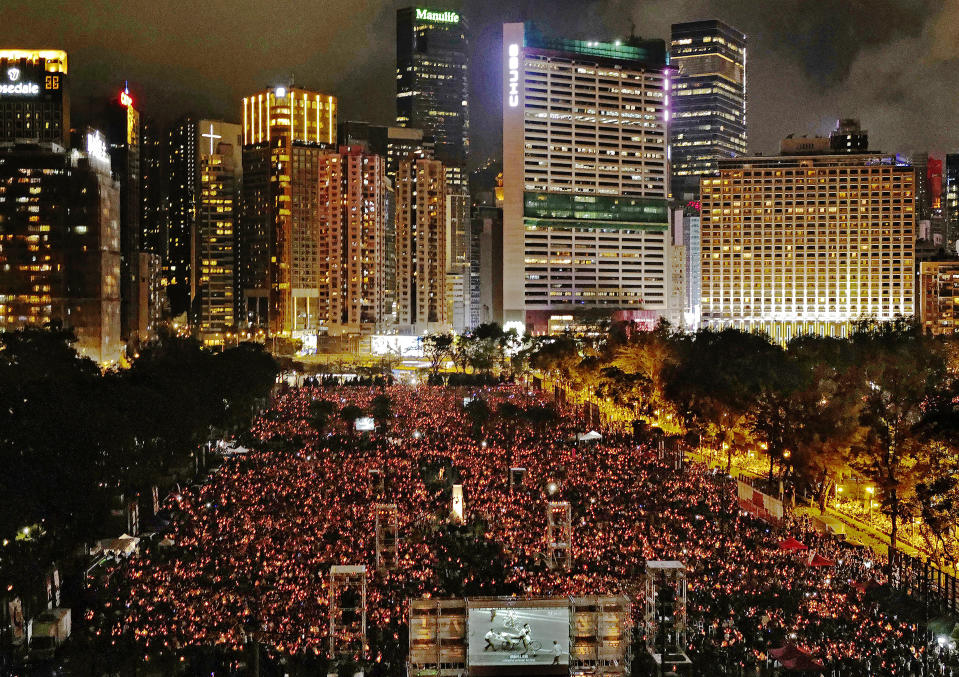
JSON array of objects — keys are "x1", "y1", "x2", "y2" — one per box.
[
  {"x1": 507, "y1": 43, "x2": 519, "y2": 107},
  {"x1": 415, "y1": 8, "x2": 459, "y2": 23},
  {"x1": 86, "y1": 132, "x2": 109, "y2": 164},
  {"x1": 1, "y1": 67, "x2": 38, "y2": 95},
  {"x1": 119, "y1": 90, "x2": 133, "y2": 107}
]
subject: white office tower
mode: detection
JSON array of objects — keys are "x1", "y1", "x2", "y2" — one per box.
[{"x1": 502, "y1": 23, "x2": 672, "y2": 333}]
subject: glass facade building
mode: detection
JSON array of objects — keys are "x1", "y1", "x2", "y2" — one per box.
[
  {"x1": 669, "y1": 20, "x2": 746, "y2": 202},
  {"x1": 396, "y1": 7, "x2": 469, "y2": 167}
]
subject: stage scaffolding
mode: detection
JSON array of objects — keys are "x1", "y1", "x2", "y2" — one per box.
[
  {"x1": 570, "y1": 595, "x2": 632, "y2": 676},
  {"x1": 374, "y1": 504, "x2": 399, "y2": 571},
  {"x1": 644, "y1": 561, "x2": 691, "y2": 671},
  {"x1": 407, "y1": 598, "x2": 467, "y2": 677},
  {"x1": 547, "y1": 501, "x2": 573, "y2": 570},
  {"x1": 329, "y1": 565, "x2": 367, "y2": 660}
]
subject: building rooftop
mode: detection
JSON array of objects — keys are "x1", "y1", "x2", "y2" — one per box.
[{"x1": 523, "y1": 23, "x2": 667, "y2": 67}]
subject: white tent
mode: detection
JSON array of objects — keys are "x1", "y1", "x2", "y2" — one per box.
[
  {"x1": 98, "y1": 534, "x2": 140, "y2": 557},
  {"x1": 576, "y1": 430, "x2": 603, "y2": 442}
]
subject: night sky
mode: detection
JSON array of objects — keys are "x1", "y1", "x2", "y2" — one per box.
[{"x1": 2, "y1": 0, "x2": 958, "y2": 165}]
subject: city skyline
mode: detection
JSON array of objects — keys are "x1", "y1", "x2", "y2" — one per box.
[{"x1": 3, "y1": 0, "x2": 959, "y2": 166}]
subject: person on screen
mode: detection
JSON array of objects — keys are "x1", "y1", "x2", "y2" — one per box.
[
  {"x1": 519, "y1": 623, "x2": 532, "y2": 655},
  {"x1": 484, "y1": 629, "x2": 500, "y2": 651},
  {"x1": 552, "y1": 640, "x2": 561, "y2": 664}
]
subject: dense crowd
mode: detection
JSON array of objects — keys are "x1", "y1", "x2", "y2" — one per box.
[{"x1": 103, "y1": 384, "x2": 958, "y2": 675}]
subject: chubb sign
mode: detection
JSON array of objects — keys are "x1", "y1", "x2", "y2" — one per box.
[
  {"x1": 415, "y1": 8, "x2": 459, "y2": 23},
  {"x1": 507, "y1": 43, "x2": 520, "y2": 107}
]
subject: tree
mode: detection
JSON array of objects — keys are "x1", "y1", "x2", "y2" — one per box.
[
  {"x1": 309, "y1": 399, "x2": 337, "y2": 434},
  {"x1": 423, "y1": 332, "x2": 454, "y2": 375},
  {"x1": 847, "y1": 319, "x2": 947, "y2": 561},
  {"x1": 464, "y1": 398, "x2": 490, "y2": 440},
  {"x1": 785, "y1": 335, "x2": 862, "y2": 510},
  {"x1": 663, "y1": 329, "x2": 774, "y2": 473},
  {"x1": 340, "y1": 404, "x2": 365, "y2": 435},
  {"x1": 370, "y1": 394, "x2": 393, "y2": 434}
]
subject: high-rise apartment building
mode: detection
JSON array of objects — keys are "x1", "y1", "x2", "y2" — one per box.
[
  {"x1": 316, "y1": 146, "x2": 387, "y2": 335},
  {"x1": 0, "y1": 136, "x2": 121, "y2": 364},
  {"x1": 0, "y1": 50, "x2": 69, "y2": 147},
  {"x1": 669, "y1": 21, "x2": 746, "y2": 202},
  {"x1": 502, "y1": 23, "x2": 672, "y2": 332},
  {"x1": 918, "y1": 260, "x2": 959, "y2": 335},
  {"x1": 396, "y1": 156, "x2": 448, "y2": 332},
  {"x1": 239, "y1": 85, "x2": 336, "y2": 336},
  {"x1": 195, "y1": 120, "x2": 242, "y2": 346},
  {"x1": 338, "y1": 121, "x2": 435, "y2": 322},
  {"x1": 396, "y1": 6, "x2": 469, "y2": 167},
  {"x1": 700, "y1": 152, "x2": 915, "y2": 340},
  {"x1": 338, "y1": 121, "x2": 435, "y2": 184}
]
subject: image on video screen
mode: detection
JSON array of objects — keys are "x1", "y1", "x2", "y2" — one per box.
[{"x1": 468, "y1": 606, "x2": 569, "y2": 668}]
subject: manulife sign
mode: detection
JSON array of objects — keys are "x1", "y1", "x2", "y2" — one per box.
[{"x1": 416, "y1": 8, "x2": 460, "y2": 23}]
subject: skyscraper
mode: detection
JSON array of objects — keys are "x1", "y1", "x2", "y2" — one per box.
[
  {"x1": 0, "y1": 135, "x2": 121, "y2": 364},
  {"x1": 946, "y1": 154, "x2": 959, "y2": 251},
  {"x1": 502, "y1": 23, "x2": 672, "y2": 332},
  {"x1": 239, "y1": 85, "x2": 336, "y2": 336},
  {"x1": 396, "y1": 155, "x2": 448, "y2": 332},
  {"x1": 669, "y1": 20, "x2": 746, "y2": 202},
  {"x1": 194, "y1": 120, "x2": 241, "y2": 346},
  {"x1": 700, "y1": 151, "x2": 915, "y2": 340},
  {"x1": 0, "y1": 50, "x2": 69, "y2": 147},
  {"x1": 139, "y1": 115, "x2": 166, "y2": 256},
  {"x1": 167, "y1": 115, "x2": 196, "y2": 317},
  {"x1": 396, "y1": 6, "x2": 469, "y2": 167},
  {"x1": 103, "y1": 85, "x2": 152, "y2": 343}
]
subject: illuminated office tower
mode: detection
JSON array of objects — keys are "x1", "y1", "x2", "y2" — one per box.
[
  {"x1": 700, "y1": 152, "x2": 915, "y2": 340},
  {"x1": 0, "y1": 50, "x2": 69, "y2": 146},
  {"x1": 502, "y1": 23, "x2": 671, "y2": 333},
  {"x1": 669, "y1": 20, "x2": 746, "y2": 202},
  {"x1": 194, "y1": 120, "x2": 241, "y2": 346},
  {"x1": 396, "y1": 6, "x2": 468, "y2": 167},
  {"x1": 239, "y1": 85, "x2": 336, "y2": 336},
  {"x1": 316, "y1": 146, "x2": 387, "y2": 334},
  {"x1": 946, "y1": 154, "x2": 959, "y2": 251},
  {"x1": 0, "y1": 135, "x2": 121, "y2": 364},
  {"x1": 396, "y1": 155, "x2": 448, "y2": 332},
  {"x1": 103, "y1": 85, "x2": 156, "y2": 344},
  {"x1": 167, "y1": 116, "x2": 197, "y2": 317},
  {"x1": 169, "y1": 117, "x2": 241, "y2": 344},
  {"x1": 139, "y1": 115, "x2": 165, "y2": 256}
]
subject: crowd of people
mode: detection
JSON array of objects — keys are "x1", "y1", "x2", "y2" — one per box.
[{"x1": 98, "y1": 384, "x2": 958, "y2": 676}]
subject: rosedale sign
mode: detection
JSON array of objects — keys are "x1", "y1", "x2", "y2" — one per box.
[
  {"x1": 415, "y1": 8, "x2": 460, "y2": 23},
  {"x1": 1, "y1": 67, "x2": 39, "y2": 96}
]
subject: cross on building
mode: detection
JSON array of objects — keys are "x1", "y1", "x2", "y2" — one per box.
[{"x1": 202, "y1": 123, "x2": 222, "y2": 155}]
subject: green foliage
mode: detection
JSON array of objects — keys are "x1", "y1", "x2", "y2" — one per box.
[{"x1": 0, "y1": 328, "x2": 278, "y2": 587}]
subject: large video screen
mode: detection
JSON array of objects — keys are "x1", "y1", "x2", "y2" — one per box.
[{"x1": 467, "y1": 606, "x2": 569, "y2": 671}]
